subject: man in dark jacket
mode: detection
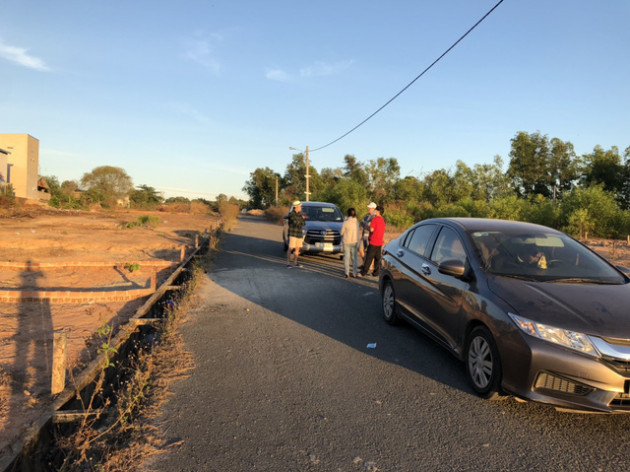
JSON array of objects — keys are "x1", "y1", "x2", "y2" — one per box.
[{"x1": 287, "y1": 200, "x2": 305, "y2": 267}]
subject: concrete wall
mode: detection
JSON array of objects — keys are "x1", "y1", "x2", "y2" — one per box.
[
  {"x1": 0, "y1": 149, "x2": 7, "y2": 185},
  {"x1": 0, "y1": 134, "x2": 49, "y2": 201}
]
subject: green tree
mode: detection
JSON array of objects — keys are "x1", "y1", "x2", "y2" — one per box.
[
  {"x1": 559, "y1": 184, "x2": 623, "y2": 237},
  {"x1": 365, "y1": 157, "x2": 400, "y2": 202},
  {"x1": 619, "y1": 146, "x2": 630, "y2": 209},
  {"x1": 81, "y1": 166, "x2": 134, "y2": 205},
  {"x1": 393, "y1": 176, "x2": 424, "y2": 202},
  {"x1": 284, "y1": 154, "x2": 323, "y2": 202},
  {"x1": 507, "y1": 131, "x2": 578, "y2": 199},
  {"x1": 581, "y1": 145, "x2": 624, "y2": 196},
  {"x1": 320, "y1": 178, "x2": 368, "y2": 214},
  {"x1": 42, "y1": 175, "x2": 83, "y2": 209},
  {"x1": 130, "y1": 185, "x2": 163, "y2": 209},
  {"x1": 243, "y1": 167, "x2": 278, "y2": 209},
  {"x1": 470, "y1": 156, "x2": 513, "y2": 202}
]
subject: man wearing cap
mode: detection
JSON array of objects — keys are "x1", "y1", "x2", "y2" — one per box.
[
  {"x1": 359, "y1": 205, "x2": 385, "y2": 278},
  {"x1": 287, "y1": 200, "x2": 306, "y2": 267},
  {"x1": 360, "y1": 202, "x2": 377, "y2": 257}
]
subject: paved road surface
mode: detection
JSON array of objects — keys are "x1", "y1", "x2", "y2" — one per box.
[{"x1": 150, "y1": 215, "x2": 630, "y2": 471}]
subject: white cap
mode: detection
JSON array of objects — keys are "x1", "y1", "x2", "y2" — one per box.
[{"x1": 367, "y1": 202, "x2": 377, "y2": 209}]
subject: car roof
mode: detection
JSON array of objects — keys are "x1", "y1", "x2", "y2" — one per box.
[
  {"x1": 299, "y1": 201, "x2": 339, "y2": 208},
  {"x1": 419, "y1": 217, "x2": 562, "y2": 235}
]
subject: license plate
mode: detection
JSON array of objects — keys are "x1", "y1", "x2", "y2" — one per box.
[{"x1": 316, "y1": 242, "x2": 334, "y2": 251}]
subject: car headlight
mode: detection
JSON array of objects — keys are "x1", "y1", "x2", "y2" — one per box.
[{"x1": 508, "y1": 313, "x2": 600, "y2": 357}]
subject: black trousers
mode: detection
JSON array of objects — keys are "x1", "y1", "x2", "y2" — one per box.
[{"x1": 361, "y1": 244, "x2": 382, "y2": 276}]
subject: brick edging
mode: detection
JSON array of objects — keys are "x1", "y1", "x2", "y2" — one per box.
[{"x1": 0, "y1": 260, "x2": 176, "y2": 270}]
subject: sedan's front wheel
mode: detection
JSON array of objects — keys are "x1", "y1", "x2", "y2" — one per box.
[
  {"x1": 381, "y1": 281, "x2": 399, "y2": 325},
  {"x1": 466, "y1": 326, "x2": 502, "y2": 399}
]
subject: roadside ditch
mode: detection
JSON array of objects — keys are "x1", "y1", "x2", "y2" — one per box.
[{"x1": 2, "y1": 233, "x2": 214, "y2": 471}]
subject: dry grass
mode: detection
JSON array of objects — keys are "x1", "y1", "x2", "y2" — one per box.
[
  {"x1": 0, "y1": 366, "x2": 10, "y2": 420},
  {"x1": 218, "y1": 201, "x2": 240, "y2": 232},
  {"x1": 55, "y1": 255, "x2": 205, "y2": 471},
  {"x1": 264, "y1": 206, "x2": 288, "y2": 224}
]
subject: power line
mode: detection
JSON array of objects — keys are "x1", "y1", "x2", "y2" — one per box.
[{"x1": 310, "y1": 0, "x2": 505, "y2": 153}]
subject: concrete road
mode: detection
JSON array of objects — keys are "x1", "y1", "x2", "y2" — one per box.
[{"x1": 150, "y1": 215, "x2": 630, "y2": 471}]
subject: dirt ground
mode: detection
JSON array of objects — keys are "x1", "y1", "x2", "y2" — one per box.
[{"x1": 0, "y1": 205, "x2": 220, "y2": 458}]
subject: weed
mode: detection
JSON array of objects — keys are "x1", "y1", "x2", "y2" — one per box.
[
  {"x1": 123, "y1": 215, "x2": 161, "y2": 229},
  {"x1": 54, "y1": 251, "x2": 207, "y2": 471},
  {"x1": 123, "y1": 262, "x2": 141, "y2": 272}
]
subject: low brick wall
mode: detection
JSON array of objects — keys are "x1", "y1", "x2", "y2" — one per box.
[
  {"x1": 0, "y1": 261, "x2": 160, "y2": 303},
  {"x1": 0, "y1": 260, "x2": 175, "y2": 270}
]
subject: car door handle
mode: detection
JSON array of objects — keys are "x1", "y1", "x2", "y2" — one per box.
[
  {"x1": 421, "y1": 263, "x2": 431, "y2": 275},
  {"x1": 397, "y1": 249, "x2": 404, "y2": 257}
]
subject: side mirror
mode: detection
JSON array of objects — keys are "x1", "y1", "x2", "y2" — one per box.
[{"x1": 438, "y1": 259, "x2": 466, "y2": 278}]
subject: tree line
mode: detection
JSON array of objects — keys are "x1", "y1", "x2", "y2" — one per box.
[
  {"x1": 38, "y1": 165, "x2": 246, "y2": 212},
  {"x1": 243, "y1": 131, "x2": 630, "y2": 238}
]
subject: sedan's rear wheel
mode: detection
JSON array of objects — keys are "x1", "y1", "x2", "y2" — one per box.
[
  {"x1": 381, "y1": 281, "x2": 399, "y2": 325},
  {"x1": 466, "y1": 326, "x2": 502, "y2": 399}
]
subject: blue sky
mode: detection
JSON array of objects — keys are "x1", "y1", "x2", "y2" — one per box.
[{"x1": 2, "y1": 0, "x2": 629, "y2": 201}]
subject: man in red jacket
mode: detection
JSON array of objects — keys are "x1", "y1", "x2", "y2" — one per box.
[{"x1": 359, "y1": 205, "x2": 385, "y2": 277}]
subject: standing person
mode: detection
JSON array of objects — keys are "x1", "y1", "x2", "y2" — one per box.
[
  {"x1": 287, "y1": 200, "x2": 306, "y2": 267},
  {"x1": 359, "y1": 205, "x2": 385, "y2": 277},
  {"x1": 340, "y1": 207, "x2": 360, "y2": 278},
  {"x1": 360, "y1": 202, "x2": 377, "y2": 257}
]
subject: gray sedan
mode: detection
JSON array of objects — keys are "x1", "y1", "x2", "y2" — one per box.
[{"x1": 379, "y1": 217, "x2": 630, "y2": 413}]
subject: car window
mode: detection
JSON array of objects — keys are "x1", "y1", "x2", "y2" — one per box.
[
  {"x1": 431, "y1": 227, "x2": 467, "y2": 266},
  {"x1": 469, "y1": 229, "x2": 626, "y2": 283},
  {"x1": 405, "y1": 224, "x2": 436, "y2": 257},
  {"x1": 303, "y1": 206, "x2": 343, "y2": 222}
]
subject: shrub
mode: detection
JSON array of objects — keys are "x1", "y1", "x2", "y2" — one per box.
[
  {"x1": 123, "y1": 215, "x2": 161, "y2": 228},
  {"x1": 264, "y1": 206, "x2": 288, "y2": 224},
  {"x1": 218, "y1": 201, "x2": 240, "y2": 231}
]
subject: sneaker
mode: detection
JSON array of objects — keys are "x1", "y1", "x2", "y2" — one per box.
[
  {"x1": 295, "y1": 263, "x2": 304, "y2": 268},
  {"x1": 287, "y1": 265, "x2": 293, "y2": 268},
  {"x1": 344, "y1": 274, "x2": 349, "y2": 278}
]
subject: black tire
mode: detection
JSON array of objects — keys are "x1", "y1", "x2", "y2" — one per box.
[
  {"x1": 465, "y1": 325, "x2": 502, "y2": 399},
  {"x1": 381, "y1": 280, "x2": 399, "y2": 325}
]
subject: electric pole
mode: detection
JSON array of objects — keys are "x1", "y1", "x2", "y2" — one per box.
[{"x1": 305, "y1": 145, "x2": 310, "y2": 202}]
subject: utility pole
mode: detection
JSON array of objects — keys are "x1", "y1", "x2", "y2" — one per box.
[
  {"x1": 305, "y1": 145, "x2": 310, "y2": 202},
  {"x1": 289, "y1": 146, "x2": 311, "y2": 202},
  {"x1": 275, "y1": 174, "x2": 279, "y2": 206}
]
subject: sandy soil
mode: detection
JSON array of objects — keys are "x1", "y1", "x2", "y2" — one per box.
[{"x1": 0, "y1": 205, "x2": 220, "y2": 457}]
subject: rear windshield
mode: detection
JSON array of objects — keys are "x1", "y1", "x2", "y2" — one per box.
[{"x1": 303, "y1": 205, "x2": 343, "y2": 222}]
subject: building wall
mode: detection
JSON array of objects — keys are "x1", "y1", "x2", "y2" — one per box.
[
  {"x1": 0, "y1": 134, "x2": 48, "y2": 200},
  {"x1": 0, "y1": 149, "x2": 8, "y2": 184}
]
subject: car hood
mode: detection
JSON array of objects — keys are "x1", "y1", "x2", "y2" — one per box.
[
  {"x1": 488, "y1": 276, "x2": 630, "y2": 338},
  {"x1": 305, "y1": 220, "x2": 342, "y2": 231}
]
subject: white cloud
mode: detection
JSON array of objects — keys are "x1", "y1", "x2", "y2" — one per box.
[
  {"x1": 0, "y1": 37, "x2": 49, "y2": 71},
  {"x1": 183, "y1": 32, "x2": 222, "y2": 74},
  {"x1": 300, "y1": 59, "x2": 354, "y2": 77},
  {"x1": 265, "y1": 68, "x2": 290, "y2": 82}
]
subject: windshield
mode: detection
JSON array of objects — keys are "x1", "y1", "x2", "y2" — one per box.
[
  {"x1": 302, "y1": 205, "x2": 343, "y2": 222},
  {"x1": 469, "y1": 228, "x2": 626, "y2": 284}
]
